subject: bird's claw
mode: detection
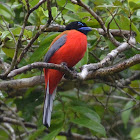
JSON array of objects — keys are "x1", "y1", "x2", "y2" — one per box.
[{"x1": 61, "y1": 62, "x2": 68, "y2": 67}]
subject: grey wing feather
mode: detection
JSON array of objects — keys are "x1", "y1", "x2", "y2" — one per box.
[
  {"x1": 44, "y1": 34, "x2": 67, "y2": 63},
  {"x1": 43, "y1": 80, "x2": 56, "y2": 127}
]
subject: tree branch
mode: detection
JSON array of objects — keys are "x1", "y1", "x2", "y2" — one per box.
[
  {"x1": 84, "y1": 54, "x2": 140, "y2": 80},
  {"x1": 25, "y1": 24, "x2": 135, "y2": 37},
  {"x1": 0, "y1": 76, "x2": 44, "y2": 90},
  {"x1": 79, "y1": 37, "x2": 136, "y2": 79},
  {"x1": 7, "y1": 62, "x2": 73, "y2": 78},
  {"x1": 2, "y1": 123, "x2": 16, "y2": 140},
  {"x1": 2, "y1": 54, "x2": 139, "y2": 84}
]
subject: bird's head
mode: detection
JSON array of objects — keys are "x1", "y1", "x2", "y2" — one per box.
[{"x1": 65, "y1": 21, "x2": 92, "y2": 35}]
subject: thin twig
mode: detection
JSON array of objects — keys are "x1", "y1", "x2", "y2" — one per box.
[
  {"x1": 1, "y1": 16, "x2": 16, "y2": 44},
  {"x1": 47, "y1": 0, "x2": 53, "y2": 24}
]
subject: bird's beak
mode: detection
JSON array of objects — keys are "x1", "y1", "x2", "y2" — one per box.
[{"x1": 79, "y1": 27, "x2": 92, "y2": 32}]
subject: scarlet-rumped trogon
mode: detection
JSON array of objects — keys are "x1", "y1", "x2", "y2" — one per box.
[{"x1": 43, "y1": 21, "x2": 91, "y2": 127}]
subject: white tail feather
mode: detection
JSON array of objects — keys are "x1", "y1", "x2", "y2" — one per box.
[{"x1": 43, "y1": 80, "x2": 56, "y2": 127}]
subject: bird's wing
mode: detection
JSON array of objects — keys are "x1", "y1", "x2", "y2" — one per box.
[{"x1": 44, "y1": 34, "x2": 67, "y2": 63}]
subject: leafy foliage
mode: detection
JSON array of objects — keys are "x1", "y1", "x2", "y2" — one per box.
[{"x1": 0, "y1": 0, "x2": 140, "y2": 140}]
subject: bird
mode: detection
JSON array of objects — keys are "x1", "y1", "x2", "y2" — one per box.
[{"x1": 43, "y1": 21, "x2": 92, "y2": 127}]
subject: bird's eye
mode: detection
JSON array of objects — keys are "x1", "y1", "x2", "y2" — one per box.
[{"x1": 78, "y1": 22, "x2": 84, "y2": 27}]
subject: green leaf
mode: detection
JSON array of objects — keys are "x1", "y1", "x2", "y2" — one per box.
[
  {"x1": 28, "y1": 126, "x2": 46, "y2": 140},
  {"x1": 128, "y1": 0, "x2": 140, "y2": 11},
  {"x1": 0, "y1": 3, "x2": 13, "y2": 17},
  {"x1": 42, "y1": 129, "x2": 61, "y2": 140},
  {"x1": 42, "y1": 8, "x2": 48, "y2": 17},
  {"x1": 78, "y1": 12, "x2": 91, "y2": 19},
  {"x1": 63, "y1": 13, "x2": 81, "y2": 22},
  {"x1": 106, "y1": 38, "x2": 116, "y2": 51},
  {"x1": 52, "y1": 7, "x2": 58, "y2": 17},
  {"x1": 42, "y1": 121, "x2": 63, "y2": 140},
  {"x1": 71, "y1": 116, "x2": 106, "y2": 136},
  {"x1": 55, "y1": 136, "x2": 66, "y2": 140},
  {"x1": 70, "y1": 106, "x2": 101, "y2": 123},
  {"x1": 130, "y1": 127, "x2": 140, "y2": 140},
  {"x1": 30, "y1": 0, "x2": 40, "y2": 7},
  {"x1": 134, "y1": 116, "x2": 140, "y2": 123},
  {"x1": 65, "y1": 3, "x2": 75, "y2": 12},
  {"x1": 94, "y1": 0, "x2": 105, "y2": 5},
  {"x1": 11, "y1": 2, "x2": 22, "y2": 9},
  {"x1": 2, "y1": 47, "x2": 15, "y2": 58},
  {"x1": 57, "y1": 0, "x2": 66, "y2": 7},
  {"x1": 0, "y1": 31, "x2": 11, "y2": 40},
  {"x1": 75, "y1": 45, "x2": 88, "y2": 69},
  {"x1": 60, "y1": 91, "x2": 78, "y2": 100},
  {"x1": 43, "y1": 7, "x2": 57, "y2": 18},
  {"x1": 121, "y1": 101, "x2": 134, "y2": 129},
  {"x1": 28, "y1": 11, "x2": 40, "y2": 25}
]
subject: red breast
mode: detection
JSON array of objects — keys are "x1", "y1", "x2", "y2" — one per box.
[{"x1": 49, "y1": 30, "x2": 87, "y2": 67}]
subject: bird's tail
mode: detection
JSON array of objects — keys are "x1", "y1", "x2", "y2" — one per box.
[
  {"x1": 43, "y1": 69, "x2": 63, "y2": 127},
  {"x1": 43, "y1": 80, "x2": 56, "y2": 127}
]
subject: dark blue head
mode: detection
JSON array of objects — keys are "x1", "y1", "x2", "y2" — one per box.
[{"x1": 65, "y1": 21, "x2": 92, "y2": 35}]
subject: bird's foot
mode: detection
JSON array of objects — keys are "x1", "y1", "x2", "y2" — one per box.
[
  {"x1": 61, "y1": 62, "x2": 68, "y2": 67},
  {"x1": 61, "y1": 62, "x2": 77, "y2": 79}
]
